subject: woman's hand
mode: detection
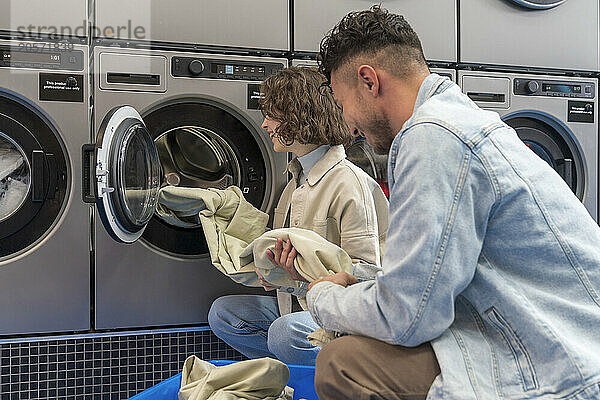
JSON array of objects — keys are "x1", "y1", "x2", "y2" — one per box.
[
  {"x1": 255, "y1": 268, "x2": 280, "y2": 291},
  {"x1": 266, "y1": 238, "x2": 308, "y2": 282}
]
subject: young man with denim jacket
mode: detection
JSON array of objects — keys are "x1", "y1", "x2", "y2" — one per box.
[{"x1": 298, "y1": 6, "x2": 600, "y2": 400}]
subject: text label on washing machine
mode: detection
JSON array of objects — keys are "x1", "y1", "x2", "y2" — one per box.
[
  {"x1": 39, "y1": 73, "x2": 84, "y2": 103},
  {"x1": 567, "y1": 101, "x2": 595, "y2": 123},
  {"x1": 247, "y1": 84, "x2": 263, "y2": 110}
]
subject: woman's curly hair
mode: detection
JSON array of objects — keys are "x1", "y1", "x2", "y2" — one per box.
[
  {"x1": 259, "y1": 66, "x2": 351, "y2": 147},
  {"x1": 318, "y1": 5, "x2": 427, "y2": 83}
]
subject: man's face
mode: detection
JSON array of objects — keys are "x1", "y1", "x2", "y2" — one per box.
[{"x1": 330, "y1": 69, "x2": 396, "y2": 155}]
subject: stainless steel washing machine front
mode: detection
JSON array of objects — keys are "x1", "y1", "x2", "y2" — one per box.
[
  {"x1": 460, "y1": 0, "x2": 599, "y2": 71},
  {"x1": 0, "y1": 39, "x2": 90, "y2": 335},
  {"x1": 91, "y1": 46, "x2": 289, "y2": 329},
  {"x1": 459, "y1": 70, "x2": 598, "y2": 221},
  {"x1": 293, "y1": 0, "x2": 457, "y2": 63},
  {"x1": 94, "y1": 0, "x2": 289, "y2": 51},
  {"x1": 0, "y1": 0, "x2": 88, "y2": 39}
]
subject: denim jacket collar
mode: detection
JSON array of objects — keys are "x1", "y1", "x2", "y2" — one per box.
[{"x1": 405, "y1": 73, "x2": 451, "y2": 129}]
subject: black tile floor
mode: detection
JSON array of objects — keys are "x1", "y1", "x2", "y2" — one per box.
[{"x1": 0, "y1": 327, "x2": 244, "y2": 399}]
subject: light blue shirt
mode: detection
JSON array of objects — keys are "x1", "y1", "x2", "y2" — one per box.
[
  {"x1": 296, "y1": 145, "x2": 330, "y2": 186},
  {"x1": 307, "y1": 74, "x2": 600, "y2": 399}
]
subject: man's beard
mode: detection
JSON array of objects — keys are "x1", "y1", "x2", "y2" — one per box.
[{"x1": 360, "y1": 112, "x2": 396, "y2": 155}]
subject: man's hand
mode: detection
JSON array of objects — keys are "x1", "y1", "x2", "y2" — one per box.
[
  {"x1": 256, "y1": 268, "x2": 280, "y2": 291},
  {"x1": 266, "y1": 238, "x2": 308, "y2": 282},
  {"x1": 308, "y1": 271, "x2": 359, "y2": 291}
]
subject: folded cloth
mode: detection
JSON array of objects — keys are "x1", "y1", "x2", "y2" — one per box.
[
  {"x1": 179, "y1": 356, "x2": 293, "y2": 400},
  {"x1": 240, "y1": 227, "x2": 354, "y2": 289},
  {"x1": 157, "y1": 186, "x2": 269, "y2": 286}
]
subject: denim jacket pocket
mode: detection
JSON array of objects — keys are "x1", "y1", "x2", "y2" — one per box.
[{"x1": 485, "y1": 307, "x2": 539, "y2": 391}]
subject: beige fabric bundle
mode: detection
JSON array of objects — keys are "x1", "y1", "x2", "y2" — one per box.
[
  {"x1": 158, "y1": 186, "x2": 354, "y2": 288},
  {"x1": 239, "y1": 227, "x2": 354, "y2": 288},
  {"x1": 157, "y1": 186, "x2": 269, "y2": 286},
  {"x1": 178, "y1": 356, "x2": 293, "y2": 400},
  {"x1": 158, "y1": 186, "x2": 356, "y2": 346}
]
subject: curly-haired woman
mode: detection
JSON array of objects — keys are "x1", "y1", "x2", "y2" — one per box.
[{"x1": 208, "y1": 66, "x2": 388, "y2": 366}]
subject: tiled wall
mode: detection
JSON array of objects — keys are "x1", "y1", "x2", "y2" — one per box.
[{"x1": 0, "y1": 327, "x2": 244, "y2": 399}]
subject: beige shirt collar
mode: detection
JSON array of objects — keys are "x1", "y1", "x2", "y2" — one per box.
[{"x1": 284, "y1": 145, "x2": 346, "y2": 186}]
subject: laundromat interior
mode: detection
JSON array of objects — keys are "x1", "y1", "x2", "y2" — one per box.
[{"x1": 0, "y1": 0, "x2": 599, "y2": 399}]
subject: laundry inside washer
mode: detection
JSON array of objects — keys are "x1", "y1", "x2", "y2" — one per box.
[{"x1": 0, "y1": 134, "x2": 30, "y2": 221}]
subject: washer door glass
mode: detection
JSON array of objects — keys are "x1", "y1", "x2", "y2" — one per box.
[
  {"x1": 118, "y1": 124, "x2": 160, "y2": 226},
  {"x1": 0, "y1": 133, "x2": 30, "y2": 222},
  {"x1": 0, "y1": 92, "x2": 69, "y2": 260},
  {"x1": 96, "y1": 106, "x2": 160, "y2": 243},
  {"x1": 509, "y1": 0, "x2": 566, "y2": 9}
]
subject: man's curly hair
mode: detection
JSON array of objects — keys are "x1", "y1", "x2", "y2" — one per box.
[
  {"x1": 259, "y1": 66, "x2": 351, "y2": 147},
  {"x1": 318, "y1": 5, "x2": 427, "y2": 83}
]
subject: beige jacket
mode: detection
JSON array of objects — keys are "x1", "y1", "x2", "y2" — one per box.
[
  {"x1": 273, "y1": 145, "x2": 388, "y2": 265},
  {"x1": 274, "y1": 145, "x2": 388, "y2": 314}
]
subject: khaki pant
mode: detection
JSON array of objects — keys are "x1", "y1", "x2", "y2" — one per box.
[{"x1": 315, "y1": 336, "x2": 440, "y2": 400}]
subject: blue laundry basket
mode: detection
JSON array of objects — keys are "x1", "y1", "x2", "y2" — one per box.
[{"x1": 128, "y1": 360, "x2": 318, "y2": 400}]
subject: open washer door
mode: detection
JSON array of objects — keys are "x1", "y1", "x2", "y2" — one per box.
[{"x1": 84, "y1": 106, "x2": 160, "y2": 243}]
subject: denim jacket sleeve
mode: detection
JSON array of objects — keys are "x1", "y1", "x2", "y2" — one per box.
[{"x1": 306, "y1": 122, "x2": 496, "y2": 346}]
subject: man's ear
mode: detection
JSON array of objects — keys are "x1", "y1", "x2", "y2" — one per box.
[{"x1": 357, "y1": 65, "x2": 379, "y2": 97}]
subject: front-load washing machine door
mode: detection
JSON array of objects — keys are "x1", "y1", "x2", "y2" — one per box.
[
  {"x1": 0, "y1": 92, "x2": 69, "y2": 259},
  {"x1": 503, "y1": 112, "x2": 583, "y2": 199},
  {"x1": 138, "y1": 100, "x2": 268, "y2": 258},
  {"x1": 87, "y1": 105, "x2": 160, "y2": 243}
]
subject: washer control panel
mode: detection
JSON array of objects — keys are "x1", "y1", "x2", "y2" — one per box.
[
  {"x1": 514, "y1": 78, "x2": 595, "y2": 99},
  {"x1": 0, "y1": 45, "x2": 84, "y2": 71},
  {"x1": 172, "y1": 57, "x2": 284, "y2": 80}
]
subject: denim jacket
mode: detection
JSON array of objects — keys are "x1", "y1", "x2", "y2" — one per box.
[{"x1": 307, "y1": 74, "x2": 600, "y2": 399}]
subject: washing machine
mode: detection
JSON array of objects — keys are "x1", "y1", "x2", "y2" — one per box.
[
  {"x1": 460, "y1": 0, "x2": 599, "y2": 71},
  {"x1": 88, "y1": 46, "x2": 289, "y2": 329},
  {"x1": 292, "y1": 0, "x2": 457, "y2": 63},
  {"x1": 94, "y1": 0, "x2": 289, "y2": 52},
  {"x1": 0, "y1": 39, "x2": 90, "y2": 335},
  {"x1": 0, "y1": 0, "x2": 88, "y2": 40},
  {"x1": 458, "y1": 70, "x2": 598, "y2": 220}
]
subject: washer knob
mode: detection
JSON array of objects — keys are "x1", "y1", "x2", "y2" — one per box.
[
  {"x1": 188, "y1": 60, "x2": 205, "y2": 76},
  {"x1": 526, "y1": 80, "x2": 539, "y2": 94}
]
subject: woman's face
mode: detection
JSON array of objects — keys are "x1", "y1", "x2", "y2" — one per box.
[{"x1": 261, "y1": 116, "x2": 290, "y2": 153}]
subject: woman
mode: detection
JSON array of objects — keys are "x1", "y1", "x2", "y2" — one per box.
[{"x1": 208, "y1": 66, "x2": 388, "y2": 365}]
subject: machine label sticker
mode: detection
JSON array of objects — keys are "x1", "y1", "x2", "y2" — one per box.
[
  {"x1": 247, "y1": 84, "x2": 263, "y2": 110},
  {"x1": 568, "y1": 101, "x2": 594, "y2": 123},
  {"x1": 39, "y1": 73, "x2": 84, "y2": 102}
]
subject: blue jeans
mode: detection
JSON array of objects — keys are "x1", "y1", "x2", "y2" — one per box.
[{"x1": 208, "y1": 295, "x2": 321, "y2": 365}]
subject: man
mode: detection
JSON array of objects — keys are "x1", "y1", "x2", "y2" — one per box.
[{"x1": 300, "y1": 6, "x2": 600, "y2": 400}]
